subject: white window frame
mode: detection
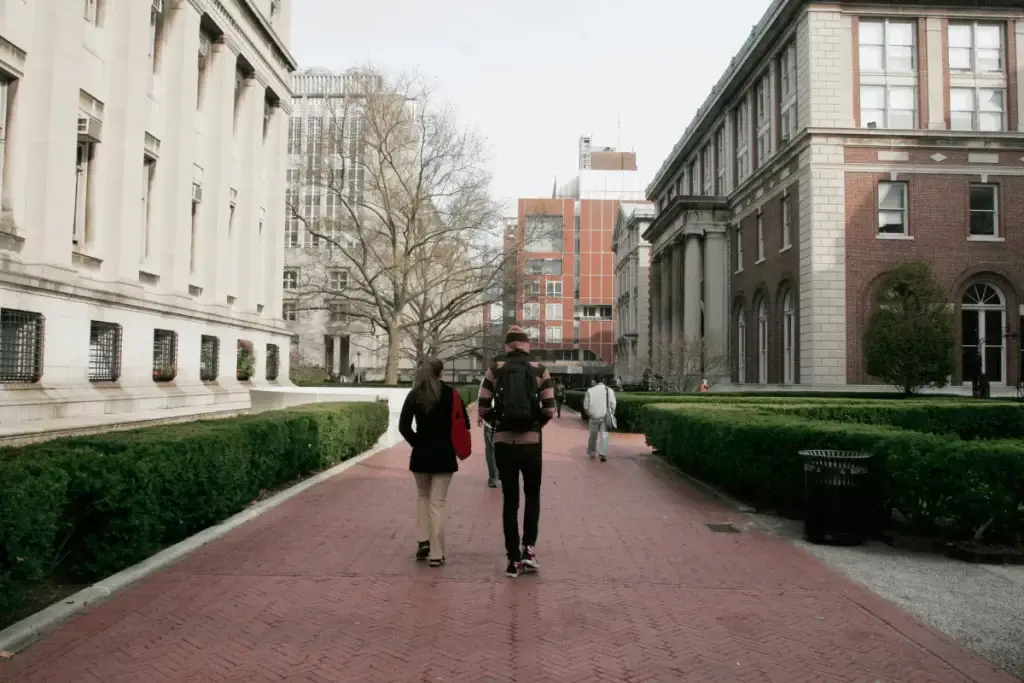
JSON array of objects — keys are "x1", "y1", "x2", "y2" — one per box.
[
  {"x1": 328, "y1": 269, "x2": 348, "y2": 291},
  {"x1": 756, "y1": 212, "x2": 765, "y2": 262},
  {"x1": 73, "y1": 141, "x2": 94, "y2": 247},
  {"x1": 860, "y1": 84, "x2": 917, "y2": 129},
  {"x1": 546, "y1": 325, "x2": 562, "y2": 343},
  {"x1": 858, "y1": 19, "x2": 916, "y2": 73},
  {"x1": 781, "y1": 190, "x2": 792, "y2": 250},
  {"x1": 859, "y1": 19, "x2": 918, "y2": 130},
  {"x1": 757, "y1": 299, "x2": 768, "y2": 384},
  {"x1": 735, "y1": 100, "x2": 750, "y2": 184},
  {"x1": 779, "y1": 42, "x2": 797, "y2": 143},
  {"x1": 877, "y1": 181, "x2": 909, "y2": 237},
  {"x1": 545, "y1": 302, "x2": 562, "y2": 321},
  {"x1": 968, "y1": 184, "x2": 999, "y2": 239},
  {"x1": 546, "y1": 280, "x2": 562, "y2": 297},
  {"x1": 755, "y1": 74, "x2": 771, "y2": 168},
  {"x1": 141, "y1": 156, "x2": 155, "y2": 262},
  {"x1": 737, "y1": 309, "x2": 746, "y2": 384},
  {"x1": 282, "y1": 301, "x2": 297, "y2": 321},
  {"x1": 948, "y1": 22, "x2": 1004, "y2": 74},
  {"x1": 522, "y1": 302, "x2": 540, "y2": 321},
  {"x1": 701, "y1": 145, "x2": 713, "y2": 196},
  {"x1": 524, "y1": 326, "x2": 540, "y2": 341},
  {"x1": 960, "y1": 283, "x2": 1006, "y2": 385},
  {"x1": 783, "y1": 291, "x2": 795, "y2": 384},
  {"x1": 735, "y1": 226, "x2": 744, "y2": 272},
  {"x1": 282, "y1": 268, "x2": 298, "y2": 290},
  {"x1": 0, "y1": 79, "x2": 10, "y2": 213},
  {"x1": 949, "y1": 87, "x2": 1006, "y2": 132},
  {"x1": 715, "y1": 127, "x2": 727, "y2": 194}
]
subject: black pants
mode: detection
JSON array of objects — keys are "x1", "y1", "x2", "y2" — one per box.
[
  {"x1": 494, "y1": 442, "x2": 542, "y2": 561},
  {"x1": 556, "y1": 399, "x2": 562, "y2": 417}
]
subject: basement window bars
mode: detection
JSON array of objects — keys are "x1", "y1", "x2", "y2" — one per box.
[
  {"x1": 266, "y1": 343, "x2": 280, "y2": 381},
  {"x1": 152, "y1": 329, "x2": 178, "y2": 382},
  {"x1": 0, "y1": 308, "x2": 45, "y2": 383},
  {"x1": 89, "y1": 321, "x2": 122, "y2": 382},
  {"x1": 237, "y1": 339, "x2": 255, "y2": 381},
  {"x1": 200, "y1": 335, "x2": 219, "y2": 381}
]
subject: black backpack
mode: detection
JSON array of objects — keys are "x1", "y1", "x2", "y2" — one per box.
[{"x1": 493, "y1": 357, "x2": 540, "y2": 432}]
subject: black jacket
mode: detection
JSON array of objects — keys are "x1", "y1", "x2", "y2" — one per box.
[{"x1": 399, "y1": 383, "x2": 466, "y2": 474}]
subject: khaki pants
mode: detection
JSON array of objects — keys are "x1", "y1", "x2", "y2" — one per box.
[{"x1": 413, "y1": 473, "x2": 453, "y2": 560}]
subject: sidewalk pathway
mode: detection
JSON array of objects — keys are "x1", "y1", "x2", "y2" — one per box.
[{"x1": 0, "y1": 414, "x2": 1016, "y2": 682}]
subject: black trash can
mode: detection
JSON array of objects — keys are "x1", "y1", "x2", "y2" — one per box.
[{"x1": 801, "y1": 450, "x2": 874, "y2": 546}]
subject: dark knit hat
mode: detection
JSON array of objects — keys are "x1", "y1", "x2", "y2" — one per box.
[{"x1": 505, "y1": 326, "x2": 530, "y2": 345}]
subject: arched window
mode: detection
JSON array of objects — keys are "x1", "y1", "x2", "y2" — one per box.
[
  {"x1": 736, "y1": 307, "x2": 746, "y2": 384},
  {"x1": 757, "y1": 298, "x2": 768, "y2": 384},
  {"x1": 782, "y1": 291, "x2": 795, "y2": 384},
  {"x1": 961, "y1": 283, "x2": 1005, "y2": 384}
]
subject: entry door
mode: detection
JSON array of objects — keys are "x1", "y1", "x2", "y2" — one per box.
[{"x1": 961, "y1": 308, "x2": 1004, "y2": 383}]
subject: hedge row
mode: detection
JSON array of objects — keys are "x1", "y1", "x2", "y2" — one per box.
[
  {"x1": 456, "y1": 384, "x2": 479, "y2": 407},
  {"x1": 0, "y1": 402, "x2": 388, "y2": 621},
  {"x1": 641, "y1": 402, "x2": 1024, "y2": 544}
]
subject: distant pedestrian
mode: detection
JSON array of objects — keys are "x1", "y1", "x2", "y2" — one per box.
[
  {"x1": 554, "y1": 380, "x2": 566, "y2": 418},
  {"x1": 478, "y1": 326, "x2": 557, "y2": 577},
  {"x1": 399, "y1": 358, "x2": 471, "y2": 567},
  {"x1": 477, "y1": 374, "x2": 500, "y2": 488},
  {"x1": 583, "y1": 378, "x2": 617, "y2": 462}
]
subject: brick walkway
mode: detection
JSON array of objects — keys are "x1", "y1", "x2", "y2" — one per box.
[{"x1": 0, "y1": 414, "x2": 1016, "y2": 683}]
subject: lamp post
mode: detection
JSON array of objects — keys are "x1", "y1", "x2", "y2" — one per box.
[{"x1": 356, "y1": 351, "x2": 362, "y2": 383}]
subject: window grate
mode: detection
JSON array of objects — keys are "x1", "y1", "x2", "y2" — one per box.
[
  {"x1": 152, "y1": 329, "x2": 178, "y2": 382},
  {"x1": 236, "y1": 339, "x2": 254, "y2": 381},
  {"x1": 266, "y1": 344, "x2": 280, "y2": 381},
  {"x1": 0, "y1": 308, "x2": 45, "y2": 383},
  {"x1": 200, "y1": 335, "x2": 219, "y2": 381},
  {"x1": 89, "y1": 321, "x2": 122, "y2": 382}
]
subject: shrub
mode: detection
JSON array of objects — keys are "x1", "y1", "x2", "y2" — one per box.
[
  {"x1": 0, "y1": 402, "x2": 387, "y2": 621},
  {"x1": 456, "y1": 384, "x2": 479, "y2": 406},
  {"x1": 640, "y1": 401, "x2": 1024, "y2": 544},
  {"x1": 863, "y1": 263, "x2": 956, "y2": 395}
]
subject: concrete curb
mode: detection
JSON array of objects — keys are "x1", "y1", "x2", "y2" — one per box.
[{"x1": 0, "y1": 437, "x2": 393, "y2": 654}]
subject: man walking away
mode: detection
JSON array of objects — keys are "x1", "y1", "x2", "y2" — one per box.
[
  {"x1": 478, "y1": 326, "x2": 556, "y2": 577},
  {"x1": 554, "y1": 380, "x2": 566, "y2": 418},
  {"x1": 583, "y1": 378, "x2": 617, "y2": 462}
]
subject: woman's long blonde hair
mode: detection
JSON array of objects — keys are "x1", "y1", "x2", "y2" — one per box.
[{"x1": 413, "y1": 358, "x2": 444, "y2": 412}]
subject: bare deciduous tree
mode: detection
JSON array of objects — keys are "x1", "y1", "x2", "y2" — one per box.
[{"x1": 287, "y1": 67, "x2": 512, "y2": 383}]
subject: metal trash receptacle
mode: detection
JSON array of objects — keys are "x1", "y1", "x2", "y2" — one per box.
[{"x1": 800, "y1": 450, "x2": 874, "y2": 546}]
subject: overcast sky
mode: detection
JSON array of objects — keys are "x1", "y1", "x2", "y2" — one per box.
[{"x1": 291, "y1": 0, "x2": 771, "y2": 211}]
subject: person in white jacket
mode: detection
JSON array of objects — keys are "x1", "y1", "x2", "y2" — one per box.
[{"x1": 583, "y1": 379, "x2": 616, "y2": 461}]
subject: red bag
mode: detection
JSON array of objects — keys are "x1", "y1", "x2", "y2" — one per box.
[{"x1": 451, "y1": 390, "x2": 472, "y2": 460}]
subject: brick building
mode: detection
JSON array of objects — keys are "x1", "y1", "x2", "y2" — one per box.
[{"x1": 645, "y1": 0, "x2": 1024, "y2": 390}]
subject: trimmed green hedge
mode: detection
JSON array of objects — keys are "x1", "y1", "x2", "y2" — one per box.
[
  {"x1": 0, "y1": 402, "x2": 388, "y2": 622},
  {"x1": 641, "y1": 402, "x2": 1024, "y2": 544},
  {"x1": 456, "y1": 384, "x2": 479, "y2": 407}
]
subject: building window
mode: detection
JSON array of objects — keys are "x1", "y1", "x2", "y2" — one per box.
[
  {"x1": 714, "y1": 127, "x2": 727, "y2": 194},
  {"x1": 328, "y1": 303, "x2": 348, "y2": 323},
  {"x1": 735, "y1": 226, "x2": 744, "y2": 272},
  {"x1": 950, "y1": 88, "x2": 1006, "y2": 132},
  {"x1": 734, "y1": 100, "x2": 750, "y2": 184},
  {"x1": 266, "y1": 343, "x2": 280, "y2": 381},
  {"x1": 859, "y1": 19, "x2": 915, "y2": 72},
  {"x1": 860, "y1": 85, "x2": 916, "y2": 129},
  {"x1": 148, "y1": 0, "x2": 165, "y2": 74},
  {"x1": 877, "y1": 181, "x2": 908, "y2": 236},
  {"x1": 523, "y1": 302, "x2": 540, "y2": 321},
  {"x1": 140, "y1": 156, "x2": 156, "y2": 262},
  {"x1": 523, "y1": 280, "x2": 541, "y2": 298},
  {"x1": 701, "y1": 145, "x2": 713, "y2": 196},
  {"x1": 781, "y1": 190, "x2": 792, "y2": 249},
  {"x1": 736, "y1": 307, "x2": 746, "y2": 384},
  {"x1": 84, "y1": 0, "x2": 101, "y2": 24},
  {"x1": 782, "y1": 291, "x2": 795, "y2": 385},
  {"x1": 190, "y1": 187, "x2": 200, "y2": 273},
  {"x1": 73, "y1": 142, "x2": 95, "y2": 246},
  {"x1": 756, "y1": 299, "x2": 768, "y2": 384},
  {"x1": 546, "y1": 326, "x2": 563, "y2": 343},
  {"x1": 969, "y1": 184, "x2": 998, "y2": 238},
  {"x1": 577, "y1": 305, "x2": 612, "y2": 320},
  {"x1": 236, "y1": 340, "x2": 255, "y2": 381},
  {"x1": 524, "y1": 326, "x2": 540, "y2": 341},
  {"x1": 200, "y1": 335, "x2": 219, "y2": 381},
  {"x1": 524, "y1": 214, "x2": 564, "y2": 252},
  {"x1": 949, "y1": 23, "x2": 1004, "y2": 73},
  {"x1": 282, "y1": 301, "x2": 297, "y2": 321},
  {"x1": 197, "y1": 30, "x2": 213, "y2": 108},
  {"x1": 287, "y1": 117, "x2": 302, "y2": 155},
  {"x1": 233, "y1": 63, "x2": 247, "y2": 126},
  {"x1": 0, "y1": 308, "x2": 45, "y2": 384},
  {"x1": 546, "y1": 280, "x2": 563, "y2": 297},
  {"x1": 88, "y1": 321, "x2": 122, "y2": 382},
  {"x1": 756, "y1": 212, "x2": 765, "y2": 262},
  {"x1": 526, "y1": 258, "x2": 562, "y2": 276},
  {"x1": 283, "y1": 268, "x2": 298, "y2": 290},
  {"x1": 961, "y1": 283, "x2": 1005, "y2": 384},
  {"x1": 755, "y1": 74, "x2": 771, "y2": 167},
  {"x1": 545, "y1": 303, "x2": 562, "y2": 320},
  {"x1": 152, "y1": 329, "x2": 177, "y2": 382},
  {"x1": 779, "y1": 42, "x2": 797, "y2": 142},
  {"x1": 328, "y1": 269, "x2": 348, "y2": 291}
]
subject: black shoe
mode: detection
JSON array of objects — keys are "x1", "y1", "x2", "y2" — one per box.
[
  {"x1": 415, "y1": 541, "x2": 430, "y2": 561},
  {"x1": 505, "y1": 560, "x2": 520, "y2": 577},
  {"x1": 600, "y1": 455, "x2": 607, "y2": 462},
  {"x1": 521, "y1": 546, "x2": 539, "y2": 573},
  {"x1": 429, "y1": 556, "x2": 446, "y2": 567}
]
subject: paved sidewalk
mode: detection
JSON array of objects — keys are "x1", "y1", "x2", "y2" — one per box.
[{"x1": 0, "y1": 415, "x2": 1016, "y2": 683}]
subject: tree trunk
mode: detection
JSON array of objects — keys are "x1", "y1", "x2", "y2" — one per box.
[{"x1": 385, "y1": 330, "x2": 402, "y2": 385}]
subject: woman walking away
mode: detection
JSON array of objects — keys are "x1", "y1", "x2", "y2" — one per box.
[{"x1": 399, "y1": 358, "x2": 470, "y2": 567}]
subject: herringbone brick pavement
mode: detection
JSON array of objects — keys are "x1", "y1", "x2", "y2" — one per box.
[{"x1": 0, "y1": 413, "x2": 1016, "y2": 682}]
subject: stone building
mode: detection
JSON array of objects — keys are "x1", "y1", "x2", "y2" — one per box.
[
  {"x1": 645, "y1": 0, "x2": 1024, "y2": 390},
  {"x1": 611, "y1": 202, "x2": 654, "y2": 382},
  {"x1": 0, "y1": 0, "x2": 296, "y2": 436}
]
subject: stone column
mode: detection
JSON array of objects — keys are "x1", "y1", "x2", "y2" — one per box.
[
  {"x1": 660, "y1": 248, "x2": 672, "y2": 377},
  {"x1": 683, "y1": 234, "x2": 703, "y2": 347},
  {"x1": 703, "y1": 231, "x2": 728, "y2": 373},
  {"x1": 332, "y1": 336, "x2": 342, "y2": 375},
  {"x1": 926, "y1": 17, "x2": 945, "y2": 129},
  {"x1": 1017, "y1": 21, "x2": 1024, "y2": 132},
  {"x1": 649, "y1": 257, "x2": 660, "y2": 372},
  {"x1": 670, "y1": 239, "x2": 684, "y2": 376}
]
